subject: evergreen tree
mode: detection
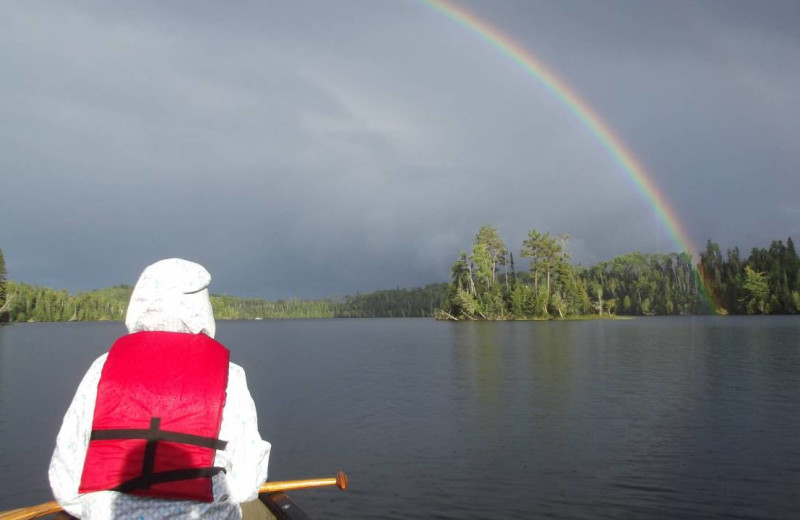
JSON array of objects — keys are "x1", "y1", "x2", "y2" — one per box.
[
  {"x1": 521, "y1": 229, "x2": 546, "y2": 293},
  {"x1": 784, "y1": 237, "x2": 799, "y2": 313},
  {"x1": 722, "y1": 247, "x2": 743, "y2": 312},
  {"x1": 521, "y1": 229, "x2": 569, "y2": 297},
  {"x1": 508, "y1": 251, "x2": 517, "y2": 289},
  {"x1": 700, "y1": 240, "x2": 726, "y2": 312},
  {"x1": 0, "y1": 246, "x2": 7, "y2": 321}
]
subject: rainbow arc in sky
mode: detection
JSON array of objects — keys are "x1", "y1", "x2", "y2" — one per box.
[{"x1": 420, "y1": 0, "x2": 717, "y2": 312}]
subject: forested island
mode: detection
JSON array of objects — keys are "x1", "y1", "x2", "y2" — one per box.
[{"x1": 0, "y1": 230, "x2": 798, "y2": 324}]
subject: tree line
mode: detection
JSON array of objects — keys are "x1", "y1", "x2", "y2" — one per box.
[
  {"x1": 0, "y1": 282, "x2": 131, "y2": 323},
  {"x1": 2, "y1": 234, "x2": 798, "y2": 324},
  {"x1": 437, "y1": 226, "x2": 800, "y2": 319},
  {"x1": 698, "y1": 239, "x2": 800, "y2": 315},
  {"x1": 0, "y1": 283, "x2": 448, "y2": 323},
  {"x1": 0, "y1": 255, "x2": 448, "y2": 323},
  {"x1": 336, "y1": 285, "x2": 447, "y2": 317}
]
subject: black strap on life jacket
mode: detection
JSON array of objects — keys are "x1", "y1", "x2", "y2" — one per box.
[{"x1": 90, "y1": 417, "x2": 228, "y2": 492}]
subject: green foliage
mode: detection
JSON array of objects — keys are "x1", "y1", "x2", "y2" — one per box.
[
  {"x1": 556, "y1": 263, "x2": 590, "y2": 315},
  {"x1": 442, "y1": 226, "x2": 578, "y2": 320},
  {"x1": 581, "y1": 251, "x2": 704, "y2": 315},
  {"x1": 0, "y1": 246, "x2": 7, "y2": 322},
  {"x1": 455, "y1": 288, "x2": 481, "y2": 318},
  {"x1": 3, "y1": 281, "x2": 128, "y2": 322},
  {"x1": 520, "y1": 229, "x2": 546, "y2": 292},
  {"x1": 439, "y1": 227, "x2": 800, "y2": 319},
  {"x1": 210, "y1": 294, "x2": 338, "y2": 319},
  {"x1": 586, "y1": 281, "x2": 602, "y2": 312},
  {"x1": 450, "y1": 252, "x2": 472, "y2": 293},
  {"x1": 1, "y1": 279, "x2": 447, "y2": 322},
  {"x1": 471, "y1": 242, "x2": 493, "y2": 292},
  {"x1": 740, "y1": 266, "x2": 769, "y2": 314},
  {"x1": 521, "y1": 229, "x2": 569, "y2": 296},
  {"x1": 474, "y1": 225, "x2": 507, "y2": 291},
  {"x1": 700, "y1": 238, "x2": 800, "y2": 315},
  {"x1": 509, "y1": 284, "x2": 530, "y2": 317},
  {"x1": 481, "y1": 287, "x2": 507, "y2": 318},
  {"x1": 4, "y1": 231, "x2": 799, "y2": 324},
  {"x1": 530, "y1": 287, "x2": 550, "y2": 318},
  {"x1": 335, "y1": 284, "x2": 448, "y2": 318}
]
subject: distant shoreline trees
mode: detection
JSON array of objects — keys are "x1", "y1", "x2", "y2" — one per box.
[
  {"x1": 0, "y1": 279, "x2": 449, "y2": 322},
  {"x1": 437, "y1": 227, "x2": 800, "y2": 320},
  {"x1": 698, "y1": 237, "x2": 799, "y2": 315},
  {"x1": 0, "y1": 246, "x2": 7, "y2": 322},
  {"x1": 1, "y1": 232, "x2": 798, "y2": 324}
]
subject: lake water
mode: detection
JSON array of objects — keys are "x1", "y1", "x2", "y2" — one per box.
[{"x1": 0, "y1": 317, "x2": 798, "y2": 519}]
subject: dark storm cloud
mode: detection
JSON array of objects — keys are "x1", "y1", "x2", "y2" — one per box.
[
  {"x1": 1, "y1": 1, "x2": 798, "y2": 298},
  {"x1": 458, "y1": 0, "x2": 800, "y2": 253}
]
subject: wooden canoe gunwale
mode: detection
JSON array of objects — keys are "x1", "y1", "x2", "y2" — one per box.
[{"x1": 259, "y1": 492, "x2": 313, "y2": 520}]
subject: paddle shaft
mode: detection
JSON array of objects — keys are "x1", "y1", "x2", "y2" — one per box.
[
  {"x1": 0, "y1": 473, "x2": 348, "y2": 520},
  {"x1": 0, "y1": 501, "x2": 61, "y2": 520},
  {"x1": 259, "y1": 472, "x2": 347, "y2": 494}
]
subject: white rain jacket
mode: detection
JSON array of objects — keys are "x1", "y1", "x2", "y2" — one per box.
[{"x1": 49, "y1": 259, "x2": 271, "y2": 520}]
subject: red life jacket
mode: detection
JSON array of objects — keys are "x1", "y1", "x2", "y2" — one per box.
[{"x1": 79, "y1": 331, "x2": 230, "y2": 502}]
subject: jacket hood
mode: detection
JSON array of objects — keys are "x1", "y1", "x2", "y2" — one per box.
[{"x1": 124, "y1": 258, "x2": 216, "y2": 338}]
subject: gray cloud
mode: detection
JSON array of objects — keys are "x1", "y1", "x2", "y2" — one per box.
[{"x1": 1, "y1": 1, "x2": 798, "y2": 298}]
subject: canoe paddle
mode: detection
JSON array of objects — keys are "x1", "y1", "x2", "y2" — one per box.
[{"x1": 0, "y1": 472, "x2": 348, "y2": 520}]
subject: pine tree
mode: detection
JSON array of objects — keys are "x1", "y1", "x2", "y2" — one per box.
[
  {"x1": 0, "y1": 246, "x2": 7, "y2": 321},
  {"x1": 786, "y1": 237, "x2": 799, "y2": 293},
  {"x1": 508, "y1": 251, "x2": 517, "y2": 289}
]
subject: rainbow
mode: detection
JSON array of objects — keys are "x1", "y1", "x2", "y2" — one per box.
[{"x1": 419, "y1": 0, "x2": 718, "y2": 312}]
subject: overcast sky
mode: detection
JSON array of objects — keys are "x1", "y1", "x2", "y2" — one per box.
[{"x1": 1, "y1": 0, "x2": 798, "y2": 299}]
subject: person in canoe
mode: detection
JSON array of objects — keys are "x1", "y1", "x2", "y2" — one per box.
[{"x1": 48, "y1": 258, "x2": 272, "y2": 519}]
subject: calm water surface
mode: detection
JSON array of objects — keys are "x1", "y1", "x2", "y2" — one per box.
[{"x1": 0, "y1": 317, "x2": 798, "y2": 519}]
